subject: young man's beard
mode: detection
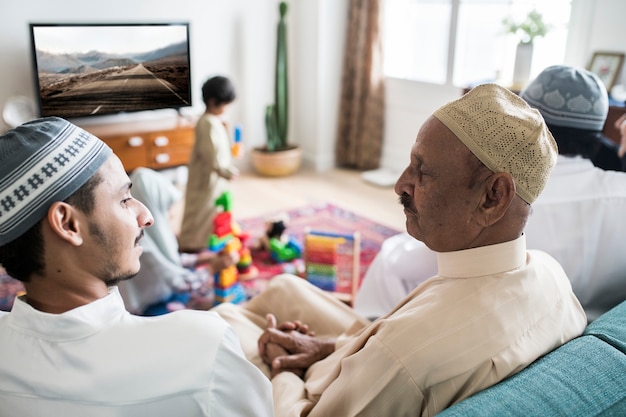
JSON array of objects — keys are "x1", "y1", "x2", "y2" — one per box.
[{"x1": 88, "y1": 221, "x2": 140, "y2": 285}]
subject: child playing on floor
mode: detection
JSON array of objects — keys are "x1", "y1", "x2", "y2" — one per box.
[{"x1": 179, "y1": 75, "x2": 239, "y2": 253}]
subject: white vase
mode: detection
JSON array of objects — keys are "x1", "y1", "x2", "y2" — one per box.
[{"x1": 512, "y1": 42, "x2": 534, "y2": 89}]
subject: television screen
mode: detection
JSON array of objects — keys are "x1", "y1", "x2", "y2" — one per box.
[{"x1": 29, "y1": 23, "x2": 192, "y2": 120}]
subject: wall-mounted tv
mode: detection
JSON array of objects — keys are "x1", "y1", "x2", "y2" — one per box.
[{"x1": 29, "y1": 23, "x2": 192, "y2": 120}]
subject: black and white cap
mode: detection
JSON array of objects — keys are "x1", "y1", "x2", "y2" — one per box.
[{"x1": 0, "y1": 117, "x2": 112, "y2": 245}]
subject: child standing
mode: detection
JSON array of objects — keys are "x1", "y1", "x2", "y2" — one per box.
[{"x1": 179, "y1": 76, "x2": 239, "y2": 253}]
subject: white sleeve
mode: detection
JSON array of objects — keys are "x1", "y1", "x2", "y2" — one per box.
[
  {"x1": 354, "y1": 233, "x2": 438, "y2": 319},
  {"x1": 211, "y1": 326, "x2": 275, "y2": 417}
]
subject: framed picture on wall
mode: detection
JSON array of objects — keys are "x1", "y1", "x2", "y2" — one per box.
[{"x1": 588, "y1": 52, "x2": 624, "y2": 91}]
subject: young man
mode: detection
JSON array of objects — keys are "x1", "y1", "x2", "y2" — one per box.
[
  {"x1": 213, "y1": 84, "x2": 587, "y2": 416},
  {"x1": 0, "y1": 117, "x2": 273, "y2": 416},
  {"x1": 356, "y1": 65, "x2": 626, "y2": 322}
]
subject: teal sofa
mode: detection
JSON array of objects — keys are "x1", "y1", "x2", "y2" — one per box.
[{"x1": 438, "y1": 300, "x2": 626, "y2": 416}]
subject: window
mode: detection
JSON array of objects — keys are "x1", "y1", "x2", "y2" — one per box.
[
  {"x1": 384, "y1": 0, "x2": 451, "y2": 84},
  {"x1": 383, "y1": 0, "x2": 572, "y2": 87}
]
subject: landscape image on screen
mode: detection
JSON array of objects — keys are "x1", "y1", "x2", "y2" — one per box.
[{"x1": 31, "y1": 24, "x2": 191, "y2": 119}]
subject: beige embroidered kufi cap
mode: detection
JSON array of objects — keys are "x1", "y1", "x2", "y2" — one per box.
[{"x1": 433, "y1": 83, "x2": 557, "y2": 204}]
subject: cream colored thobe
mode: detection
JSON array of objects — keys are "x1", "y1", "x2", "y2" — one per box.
[
  {"x1": 179, "y1": 114, "x2": 238, "y2": 251},
  {"x1": 214, "y1": 235, "x2": 587, "y2": 417}
]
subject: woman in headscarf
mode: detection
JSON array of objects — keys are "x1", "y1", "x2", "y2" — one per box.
[{"x1": 118, "y1": 168, "x2": 230, "y2": 315}]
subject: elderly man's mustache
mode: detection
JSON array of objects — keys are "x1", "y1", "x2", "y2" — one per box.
[{"x1": 399, "y1": 193, "x2": 415, "y2": 211}]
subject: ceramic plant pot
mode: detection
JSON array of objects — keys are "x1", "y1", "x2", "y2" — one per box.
[{"x1": 251, "y1": 146, "x2": 302, "y2": 177}]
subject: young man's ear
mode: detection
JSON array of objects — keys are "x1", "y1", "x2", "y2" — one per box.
[
  {"x1": 476, "y1": 172, "x2": 515, "y2": 226},
  {"x1": 47, "y1": 202, "x2": 84, "y2": 246}
]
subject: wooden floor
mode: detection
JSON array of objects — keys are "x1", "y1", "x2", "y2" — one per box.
[
  {"x1": 164, "y1": 166, "x2": 407, "y2": 236},
  {"x1": 228, "y1": 168, "x2": 406, "y2": 232},
  {"x1": 162, "y1": 164, "x2": 405, "y2": 232}
]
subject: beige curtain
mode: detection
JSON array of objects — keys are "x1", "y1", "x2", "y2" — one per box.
[{"x1": 335, "y1": 0, "x2": 385, "y2": 170}]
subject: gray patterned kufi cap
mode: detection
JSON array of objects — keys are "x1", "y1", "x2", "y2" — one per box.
[
  {"x1": 0, "y1": 117, "x2": 112, "y2": 245},
  {"x1": 433, "y1": 83, "x2": 557, "y2": 204},
  {"x1": 520, "y1": 65, "x2": 608, "y2": 131}
]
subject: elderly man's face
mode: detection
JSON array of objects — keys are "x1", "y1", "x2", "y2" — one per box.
[{"x1": 394, "y1": 117, "x2": 489, "y2": 252}]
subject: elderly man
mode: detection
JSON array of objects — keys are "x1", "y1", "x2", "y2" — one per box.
[
  {"x1": 0, "y1": 117, "x2": 273, "y2": 416},
  {"x1": 214, "y1": 84, "x2": 586, "y2": 416},
  {"x1": 356, "y1": 66, "x2": 626, "y2": 322}
]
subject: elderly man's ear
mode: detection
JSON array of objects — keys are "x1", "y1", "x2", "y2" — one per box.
[{"x1": 475, "y1": 172, "x2": 516, "y2": 227}]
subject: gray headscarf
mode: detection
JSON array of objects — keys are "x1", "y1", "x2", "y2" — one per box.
[{"x1": 117, "y1": 168, "x2": 196, "y2": 313}]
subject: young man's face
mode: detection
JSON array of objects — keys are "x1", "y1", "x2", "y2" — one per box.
[
  {"x1": 394, "y1": 116, "x2": 489, "y2": 252},
  {"x1": 81, "y1": 155, "x2": 154, "y2": 285}
]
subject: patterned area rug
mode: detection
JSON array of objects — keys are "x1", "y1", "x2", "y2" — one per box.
[
  {"x1": 0, "y1": 203, "x2": 400, "y2": 311},
  {"x1": 236, "y1": 202, "x2": 401, "y2": 299}
]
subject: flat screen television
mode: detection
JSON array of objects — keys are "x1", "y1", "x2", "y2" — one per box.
[{"x1": 28, "y1": 22, "x2": 192, "y2": 120}]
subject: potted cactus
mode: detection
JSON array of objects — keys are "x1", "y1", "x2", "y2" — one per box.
[{"x1": 251, "y1": 1, "x2": 302, "y2": 177}]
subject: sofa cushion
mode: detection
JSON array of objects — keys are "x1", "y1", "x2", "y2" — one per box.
[
  {"x1": 584, "y1": 299, "x2": 626, "y2": 354},
  {"x1": 596, "y1": 398, "x2": 626, "y2": 416},
  {"x1": 437, "y1": 335, "x2": 626, "y2": 416}
]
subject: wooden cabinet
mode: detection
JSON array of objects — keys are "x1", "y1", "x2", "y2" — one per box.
[{"x1": 81, "y1": 116, "x2": 196, "y2": 172}]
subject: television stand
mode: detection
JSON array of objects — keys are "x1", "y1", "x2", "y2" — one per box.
[{"x1": 79, "y1": 115, "x2": 196, "y2": 172}]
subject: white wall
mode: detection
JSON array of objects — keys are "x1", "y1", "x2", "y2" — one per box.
[
  {"x1": 1, "y1": 0, "x2": 625, "y2": 175},
  {"x1": 291, "y1": 0, "x2": 349, "y2": 171},
  {"x1": 0, "y1": 1, "x2": 274, "y2": 132},
  {"x1": 565, "y1": 0, "x2": 626, "y2": 79},
  {"x1": 0, "y1": 0, "x2": 347, "y2": 172},
  {"x1": 380, "y1": 79, "x2": 462, "y2": 173}
]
